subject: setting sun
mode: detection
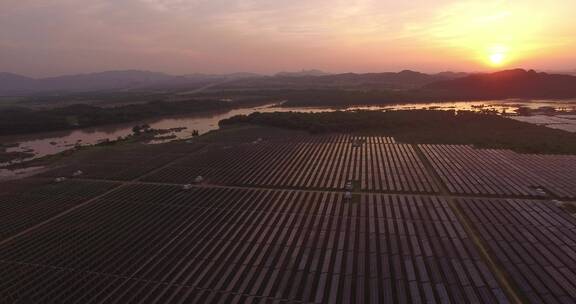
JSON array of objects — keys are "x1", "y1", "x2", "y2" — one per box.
[
  {"x1": 426, "y1": 1, "x2": 570, "y2": 70},
  {"x1": 485, "y1": 44, "x2": 510, "y2": 67},
  {"x1": 488, "y1": 45, "x2": 509, "y2": 66},
  {"x1": 489, "y1": 53, "x2": 506, "y2": 66}
]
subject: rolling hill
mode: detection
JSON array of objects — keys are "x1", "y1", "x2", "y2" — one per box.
[
  {"x1": 0, "y1": 71, "x2": 260, "y2": 95},
  {"x1": 425, "y1": 69, "x2": 576, "y2": 99}
]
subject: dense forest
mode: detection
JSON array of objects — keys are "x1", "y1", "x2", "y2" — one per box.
[
  {"x1": 276, "y1": 89, "x2": 452, "y2": 107},
  {"x1": 197, "y1": 88, "x2": 476, "y2": 107},
  {"x1": 0, "y1": 99, "x2": 230, "y2": 135},
  {"x1": 220, "y1": 110, "x2": 576, "y2": 154}
]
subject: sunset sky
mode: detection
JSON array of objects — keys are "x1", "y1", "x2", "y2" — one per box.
[{"x1": 1, "y1": 0, "x2": 575, "y2": 77}]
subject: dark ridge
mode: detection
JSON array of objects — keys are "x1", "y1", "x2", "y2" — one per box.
[
  {"x1": 425, "y1": 69, "x2": 576, "y2": 99},
  {"x1": 0, "y1": 99, "x2": 231, "y2": 135}
]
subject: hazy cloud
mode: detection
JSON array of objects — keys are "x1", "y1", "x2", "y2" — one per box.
[{"x1": 1, "y1": 0, "x2": 574, "y2": 76}]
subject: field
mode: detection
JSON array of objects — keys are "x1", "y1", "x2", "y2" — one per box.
[{"x1": 1, "y1": 127, "x2": 575, "y2": 303}]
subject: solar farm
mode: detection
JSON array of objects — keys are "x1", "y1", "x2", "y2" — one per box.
[{"x1": 1, "y1": 131, "x2": 576, "y2": 303}]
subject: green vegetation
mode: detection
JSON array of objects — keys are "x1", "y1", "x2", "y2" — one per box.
[
  {"x1": 220, "y1": 110, "x2": 576, "y2": 154},
  {"x1": 0, "y1": 99, "x2": 230, "y2": 135},
  {"x1": 562, "y1": 203, "x2": 576, "y2": 215},
  {"x1": 198, "y1": 88, "x2": 507, "y2": 107},
  {"x1": 19, "y1": 91, "x2": 171, "y2": 108},
  {"x1": 0, "y1": 97, "x2": 26, "y2": 109},
  {"x1": 277, "y1": 89, "x2": 445, "y2": 107}
]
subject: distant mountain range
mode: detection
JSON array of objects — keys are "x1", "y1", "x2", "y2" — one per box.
[
  {"x1": 544, "y1": 69, "x2": 576, "y2": 76},
  {"x1": 3, "y1": 69, "x2": 576, "y2": 101},
  {"x1": 425, "y1": 69, "x2": 576, "y2": 99},
  {"x1": 0, "y1": 69, "x2": 465, "y2": 95},
  {"x1": 0, "y1": 70, "x2": 260, "y2": 95},
  {"x1": 275, "y1": 69, "x2": 331, "y2": 77},
  {"x1": 218, "y1": 70, "x2": 468, "y2": 91}
]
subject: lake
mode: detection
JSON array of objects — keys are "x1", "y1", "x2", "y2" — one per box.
[{"x1": 1, "y1": 99, "x2": 575, "y2": 169}]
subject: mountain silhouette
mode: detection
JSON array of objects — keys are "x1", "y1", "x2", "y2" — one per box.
[
  {"x1": 0, "y1": 70, "x2": 259, "y2": 95},
  {"x1": 425, "y1": 69, "x2": 576, "y2": 99}
]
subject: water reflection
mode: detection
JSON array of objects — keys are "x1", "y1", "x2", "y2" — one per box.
[{"x1": 1, "y1": 99, "x2": 575, "y2": 167}]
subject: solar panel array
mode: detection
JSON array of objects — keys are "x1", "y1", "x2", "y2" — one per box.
[
  {"x1": 0, "y1": 180, "x2": 118, "y2": 241},
  {"x1": 0, "y1": 186, "x2": 509, "y2": 303},
  {"x1": 420, "y1": 145, "x2": 576, "y2": 198},
  {"x1": 41, "y1": 143, "x2": 206, "y2": 181},
  {"x1": 458, "y1": 198, "x2": 576, "y2": 304},
  {"x1": 2, "y1": 134, "x2": 576, "y2": 303},
  {"x1": 145, "y1": 137, "x2": 438, "y2": 193}
]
